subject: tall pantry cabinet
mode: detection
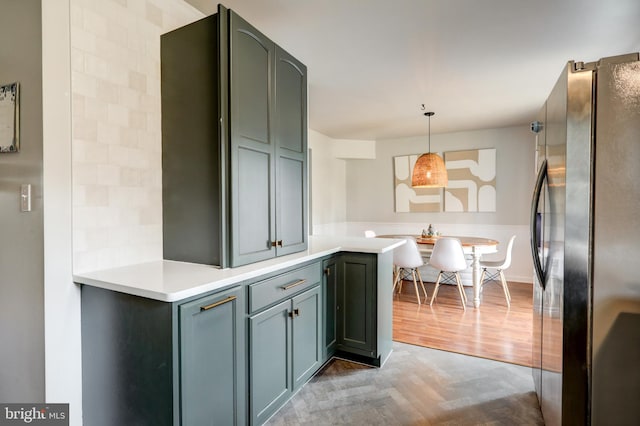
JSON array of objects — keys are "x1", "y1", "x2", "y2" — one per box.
[{"x1": 161, "y1": 5, "x2": 308, "y2": 268}]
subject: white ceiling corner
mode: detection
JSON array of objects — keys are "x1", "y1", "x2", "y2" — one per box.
[{"x1": 184, "y1": 0, "x2": 640, "y2": 140}]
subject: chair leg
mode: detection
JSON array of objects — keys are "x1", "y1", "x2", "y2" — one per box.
[
  {"x1": 479, "y1": 268, "x2": 487, "y2": 293},
  {"x1": 455, "y1": 272, "x2": 467, "y2": 311},
  {"x1": 392, "y1": 268, "x2": 402, "y2": 294},
  {"x1": 499, "y1": 269, "x2": 511, "y2": 307},
  {"x1": 392, "y1": 265, "x2": 398, "y2": 288},
  {"x1": 411, "y1": 269, "x2": 421, "y2": 305},
  {"x1": 462, "y1": 281, "x2": 468, "y2": 303},
  {"x1": 430, "y1": 272, "x2": 443, "y2": 306},
  {"x1": 416, "y1": 268, "x2": 428, "y2": 300}
]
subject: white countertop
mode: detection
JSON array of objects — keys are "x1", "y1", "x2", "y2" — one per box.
[{"x1": 73, "y1": 235, "x2": 405, "y2": 302}]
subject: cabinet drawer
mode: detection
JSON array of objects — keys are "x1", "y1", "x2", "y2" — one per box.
[{"x1": 249, "y1": 262, "x2": 321, "y2": 313}]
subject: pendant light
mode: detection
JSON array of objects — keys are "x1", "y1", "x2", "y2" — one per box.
[{"x1": 411, "y1": 110, "x2": 448, "y2": 188}]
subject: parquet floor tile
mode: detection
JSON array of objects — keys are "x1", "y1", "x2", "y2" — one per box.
[{"x1": 267, "y1": 342, "x2": 543, "y2": 425}]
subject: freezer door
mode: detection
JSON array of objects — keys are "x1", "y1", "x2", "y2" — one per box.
[
  {"x1": 531, "y1": 105, "x2": 547, "y2": 401},
  {"x1": 562, "y1": 62, "x2": 596, "y2": 425},
  {"x1": 538, "y1": 64, "x2": 570, "y2": 426}
]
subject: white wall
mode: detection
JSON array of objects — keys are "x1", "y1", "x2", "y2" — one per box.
[
  {"x1": 309, "y1": 129, "x2": 347, "y2": 233},
  {"x1": 313, "y1": 125, "x2": 537, "y2": 283},
  {"x1": 346, "y1": 126, "x2": 535, "y2": 225},
  {"x1": 70, "y1": 0, "x2": 203, "y2": 273},
  {"x1": 0, "y1": 0, "x2": 45, "y2": 403},
  {"x1": 42, "y1": 1, "x2": 80, "y2": 423},
  {"x1": 40, "y1": 2, "x2": 203, "y2": 424}
]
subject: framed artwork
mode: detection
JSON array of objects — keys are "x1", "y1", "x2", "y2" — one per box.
[
  {"x1": 393, "y1": 154, "x2": 442, "y2": 212},
  {"x1": 444, "y1": 148, "x2": 496, "y2": 212},
  {"x1": 0, "y1": 82, "x2": 19, "y2": 153}
]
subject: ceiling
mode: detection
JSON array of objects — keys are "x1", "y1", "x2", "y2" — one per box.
[{"x1": 185, "y1": 0, "x2": 640, "y2": 140}]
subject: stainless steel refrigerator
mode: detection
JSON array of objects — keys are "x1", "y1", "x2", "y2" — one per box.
[{"x1": 530, "y1": 53, "x2": 640, "y2": 426}]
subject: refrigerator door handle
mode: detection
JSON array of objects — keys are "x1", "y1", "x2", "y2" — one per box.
[{"x1": 531, "y1": 159, "x2": 547, "y2": 289}]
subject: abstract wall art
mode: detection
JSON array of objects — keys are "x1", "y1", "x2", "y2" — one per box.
[
  {"x1": 444, "y1": 148, "x2": 496, "y2": 212},
  {"x1": 393, "y1": 154, "x2": 442, "y2": 212},
  {"x1": 0, "y1": 82, "x2": 19, "y2": 153}
]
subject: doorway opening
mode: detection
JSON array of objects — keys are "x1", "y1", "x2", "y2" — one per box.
[{"x1": 392, "y1": 280, "x2": 534, "y2": 367}]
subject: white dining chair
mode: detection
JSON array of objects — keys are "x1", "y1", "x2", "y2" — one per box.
[
  {"x1": 479, "y1": 235, "x2": 516, "y2": 307},
  {"x1": 429, "y1": 237, "x2": 469, "y2": 311},
  {"x1": 364, "y1": 230, "x2": 376, "y2": 238},
  {"x1": 392, "y1": 237, "x2": 428, "y2": 305}
]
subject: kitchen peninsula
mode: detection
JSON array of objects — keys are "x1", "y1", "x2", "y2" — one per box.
[
  {"x1": 75, "y1": 235, "x2": 404, "y2": 425},
  {"x1": 75, "y1": 4, "x2": 405, "y2": 424}
]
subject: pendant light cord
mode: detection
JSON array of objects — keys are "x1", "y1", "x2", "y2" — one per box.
[
  {"x1": 424, "y1": 110, "x2": 434, "y2": 153},
  {"x1": 428, "y1": 114, "x2": 431, "y2": 153}
]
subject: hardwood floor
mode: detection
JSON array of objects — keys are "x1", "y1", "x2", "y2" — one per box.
[{"x1": 393, "y1": 279, "x2": 534, "y2": 367}]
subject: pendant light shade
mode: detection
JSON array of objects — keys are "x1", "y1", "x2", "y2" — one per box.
[
  {"x1": 412, "y1": 152, "x2": 448, "y2": 187},
  {"x1": 411, "y1": 111, "x2": 448, "y2": 188}
]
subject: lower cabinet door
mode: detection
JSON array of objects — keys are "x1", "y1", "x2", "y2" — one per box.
[
  {"x1": 250, "y1": 299, "x2": 292, "y2": 425},
  {"x1": 292, "y1": 286, "x2": 322, "y2": 390},
  {"x1": 179, "y1": 286, "x2": 246, "y2": 426},
  {"x1": 337, "y1": 253, "x2": 376, "y2": 357}
]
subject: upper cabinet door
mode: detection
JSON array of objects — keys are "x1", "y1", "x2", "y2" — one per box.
[
  {"x1": 275, "y1": 47, "x2": 308, "y2": 256},
  {"x1": 275, "y1": 47, "x2": 306, "y2": 154},
  {"x1": 229, "y1": 11, "x2": 277, "y2": 266},
  {"x1": 230, "y1": 12, "x2": 272, "y2": 148}
]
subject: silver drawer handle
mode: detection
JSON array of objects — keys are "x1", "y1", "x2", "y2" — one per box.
[
  {"x1": 281, "y1": 279, "x2": 306, "y2": 290},
  {"x1": 200, "y1": 296, "x2": 236, "y2": 311}
]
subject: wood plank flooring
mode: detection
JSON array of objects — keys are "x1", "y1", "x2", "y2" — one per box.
[{"x1": 393, "y1": 280, "x2": 534, "y2": 367}]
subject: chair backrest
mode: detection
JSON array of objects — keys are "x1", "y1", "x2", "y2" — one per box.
[
  {"x1": 364, "y1": 230, "x2": 376, "y2": 238},
  {"x1": 393, "y1": 237, "x2": 424, "y2": 269},
  {"x1": 499, "y1": 235, "x2": 517, "y2": 269},
  {"x1": 429, "y1": 237, "x2": 467, "y2": 272}
]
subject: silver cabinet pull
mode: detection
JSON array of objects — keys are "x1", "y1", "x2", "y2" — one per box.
[{"x1": 200, "y1": 296, "x2": 236, "y2": 311}]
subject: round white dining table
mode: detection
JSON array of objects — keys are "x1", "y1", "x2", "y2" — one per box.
[{"x1": 381, "y1": 235, "x2": 499, "y2": 308}]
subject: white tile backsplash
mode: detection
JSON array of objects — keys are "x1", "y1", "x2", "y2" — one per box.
[
  {"x1": 71, "y1": 70, "x2": 97, "y2": 98},
  {"x1": 107, "y1": 103, "x2": 130, "y2": 127},
  {"x1": 96, "y1": 164, "x2": 121, "y2": 186},
  {"x1": 71, "y1": 0, "x2": 203, "y2": 273}
]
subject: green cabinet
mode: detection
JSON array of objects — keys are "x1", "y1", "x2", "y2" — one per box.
[
  {"x1": 162, "y1": 6, "x2": 307, "y2": 269},
  {"x1": 80, "y1": 252, "x2": 390, "y2": 425},
  {"x1": 249, "y1": 285, "x2": 321, "y2": 425},
  {"x1": 336, "y1": 253, "x2": 377, "y2": 357},
  {"x1": 322, "y1": 256, "x2": 338, "y2": 360},
  {"x1": 229, "y1": 11, "x2": 275, "y2": 266},
  {"x1": 292, "y1": 287, "x2": 322, "y2": 389},
  {"x1": 245, "y1": 259, "x2": 327, "y2": 424},
  {"x1": 229, "y1": 12, "x2": 308, "y2": 265},
  {"x1": 334, "y1": 252, "x2": 394, "y2": 367},
  {"x1": 179, "y1": 286, "x2": 246, "y2": 425},
  {"x1": 273, "y1": 46, "x2": 308, "y2": 257},
  {"x1": 81, "y1": 285, "x2": 246, "y2": 426},
  {"x1": 250, "y1": 298, "x2": 290, "y2": 424}
]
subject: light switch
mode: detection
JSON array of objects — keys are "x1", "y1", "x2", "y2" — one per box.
[{"x1": 21, "y1": 184, "x2": 31, "y2": 212}]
